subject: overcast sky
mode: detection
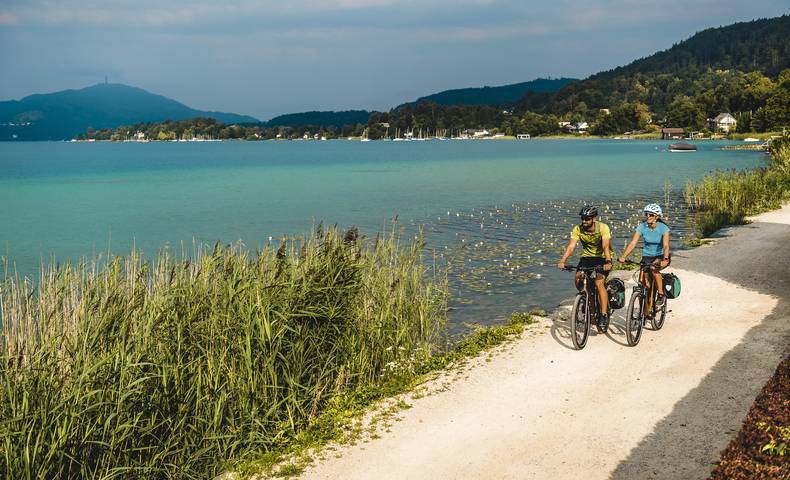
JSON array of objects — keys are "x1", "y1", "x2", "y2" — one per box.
[{"x1": 0, "y1": 1, "x2": 787, "y2": 120}]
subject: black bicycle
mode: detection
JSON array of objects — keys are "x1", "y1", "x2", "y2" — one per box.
[
  {"x1": 563, "y1": 265, "x2": 607, "y2": 350},
  {"x1": 622, "y1": 259, "x2": 667, "y2": 346}
]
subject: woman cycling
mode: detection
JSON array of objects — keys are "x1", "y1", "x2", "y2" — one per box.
[{"x1": 618, "y1": 203, "x2": 671, "y2": 306}]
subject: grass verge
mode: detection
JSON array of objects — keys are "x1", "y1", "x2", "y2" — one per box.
[{"x1": 685, "y1": 135, "x2": 790, "y2": 239}]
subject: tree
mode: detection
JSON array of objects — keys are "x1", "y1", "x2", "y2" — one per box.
[{"x1": 665, "y1": 96, "x2": 706, "y2": 130}]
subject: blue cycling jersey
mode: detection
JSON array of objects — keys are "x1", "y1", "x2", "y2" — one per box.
[{"x1": 636, "y1": 221, "x2": 670, "y2": 257}]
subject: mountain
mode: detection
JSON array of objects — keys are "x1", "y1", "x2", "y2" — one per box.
[
  {"x1": 538, "y1": 15, "x2": 790, "y2": 116},
  {"x1": 595, "y1": 15, "x2": 790, "y2": 80},
  {"x1": 0, "y1": 83, "x2": 259, "y2": 141},
  {"x1": 413, "y1": 78, "x2": 577, "y2": 106},
  {"x1": 265, "y1": 110, "x2": 371, "y2": 127}
]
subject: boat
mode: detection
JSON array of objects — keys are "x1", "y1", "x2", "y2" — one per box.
[
  {"x1": 743, "y1": 137, "x2": 760, "y2": 142},
  {"x1": 668, "y1": 142, "x2": 697, "y2": 152}
]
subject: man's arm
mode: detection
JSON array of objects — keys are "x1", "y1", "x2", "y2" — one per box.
[
  {"x1": 602, "y1": 236, "x2": 613, "y2": 271},
  {"x1": 558, "y1": 239, "x2": 578, "y2": 269}
]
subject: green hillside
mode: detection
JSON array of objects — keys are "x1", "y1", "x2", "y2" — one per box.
[
  {"x1": 539, "y1": 15, "x2": 790, "y2": 117},
  {"x1": 414, "y1": 78, "x2": 576, "y2": 106},
  {"x1": 0, "y1": 83, "x2": 258, "y2": 141}
]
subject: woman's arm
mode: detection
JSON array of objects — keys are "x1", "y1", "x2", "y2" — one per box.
[
  {"x1": 660, "y1": 231, "x2": 670, "y2": 268},
  {"x1": 618, "y1": 231, "x2": 640, "y2": 262}
]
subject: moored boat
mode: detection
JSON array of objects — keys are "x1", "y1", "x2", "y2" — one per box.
[{"x1": 669, "y1": 142, "x2": 697, "y2": 152}]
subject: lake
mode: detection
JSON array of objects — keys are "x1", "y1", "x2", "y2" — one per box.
[{"x1": 0, "y1": 139, "x2": 765, "y2": 329}]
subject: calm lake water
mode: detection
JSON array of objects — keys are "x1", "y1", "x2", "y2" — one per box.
[{"x1": 0, "y1": 139, "x2": 765, "y2": 329}]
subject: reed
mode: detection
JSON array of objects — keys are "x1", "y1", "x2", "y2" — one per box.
[
  {"x1": 0, "y1": 227, "x2": 448, "y2": 479},
  {"x1": 684, "y1": 136, "x2": 790, "y2": 237}
]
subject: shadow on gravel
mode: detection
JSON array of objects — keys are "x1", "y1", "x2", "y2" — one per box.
[
  {"x1": 611, "y1": 221, "x2": 790, "y2": 480},
  {"x1": 549, "y1": 284, "x2": 632, "y2": 349}
]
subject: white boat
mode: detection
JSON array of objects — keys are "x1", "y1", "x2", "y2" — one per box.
[
  {"x1": 743, "y1": 137, "x2": 760, "y2": 142},
  {"x1": 669, "y1": 142, "x2": 697, "y2": 152}
]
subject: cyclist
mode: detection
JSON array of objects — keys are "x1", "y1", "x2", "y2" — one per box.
[
  {"x1": 618, "y1": 203, "x2": 671, "y2": 307},
  {"x1": 558, "y1": 205, "x2": 613, "y2": 329}
]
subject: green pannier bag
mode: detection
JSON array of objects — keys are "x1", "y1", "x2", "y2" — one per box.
[{"x1": 662, "y1": 273, "x2": 681, "y2": 299}]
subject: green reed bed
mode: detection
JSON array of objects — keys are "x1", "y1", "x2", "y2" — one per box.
[
  {"x1": 684, "y1": 135, "x2": 790, "y2": 237},
  {"x1": 0, "y1": 227, "x2": 448, "y2": 479}
]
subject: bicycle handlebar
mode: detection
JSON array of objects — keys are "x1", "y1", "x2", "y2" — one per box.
[
  {"x1": 562, "y1": 265, "x2": 604, "y2": 273},
  {"x1": 620, "y1": 259, "x2": 661, "y2": 271}
]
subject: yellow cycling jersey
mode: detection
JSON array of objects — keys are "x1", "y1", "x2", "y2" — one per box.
[{"x1": 570, "y1": 222, "x2": 611, "y2": 257}]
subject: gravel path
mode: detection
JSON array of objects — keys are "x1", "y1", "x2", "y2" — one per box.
[{"x1": 299, "y1": 205, "x2": 790, "y2": 480}]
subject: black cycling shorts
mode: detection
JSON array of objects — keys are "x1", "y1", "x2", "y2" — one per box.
[
  {"x1": 641, "y1": 255, "x2": 671, "y2": 270},
  {"x1": 577, "y1": 257, "x2": 610, "y2": 278}
]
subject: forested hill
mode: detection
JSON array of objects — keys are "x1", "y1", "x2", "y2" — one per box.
[
  {"x1": 0, "y1": 83, "x2": 258, "y2": 141},
  {"x1": 265, "y1": 110, "x2": 371, "y2": 127},
  {"x1": 597, "y1": 15, "x2": 790, "y2": 79},
  {"x1": 538, "y1": 15, "x2": 790, "y2": 116},
  {"x1": 414, "y1": 78, "x2": 576, "y2": 106}
]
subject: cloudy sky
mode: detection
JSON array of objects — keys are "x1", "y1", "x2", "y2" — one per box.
[{"x1": 0, "y1": 1, "x2": 787, "y2": 120}]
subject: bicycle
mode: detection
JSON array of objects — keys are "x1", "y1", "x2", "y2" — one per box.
[
  {"x1": 562, "y1": 265, "x2": 608, "y2": 350},
  {"x1": 621, "y1": 259, "x2": 667, "y2": 346}
]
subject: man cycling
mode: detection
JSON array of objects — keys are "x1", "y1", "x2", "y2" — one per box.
[
  {"x1": 558, "y1": 205, "x2": 613, "y2": 329},
  {"x1": 618, "y1": 203, "x2": 671, "y2": 307}
]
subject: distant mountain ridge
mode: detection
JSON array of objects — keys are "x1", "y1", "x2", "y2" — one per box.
[
  {"x1": 0, "y1": 83, "x2": 258, "y2": 141},
  {"x1": 413, "y1": 78, "x2": 577, "y2": 106}
]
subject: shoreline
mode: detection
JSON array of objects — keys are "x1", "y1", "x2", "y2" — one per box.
[{"x1": 292, "y1": 203, "x2": 790, "y2": 480}]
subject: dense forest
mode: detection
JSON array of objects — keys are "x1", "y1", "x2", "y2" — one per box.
[
  {"x1": 80, "y1": 16, "x2": 790, "y2": 141},
  {"x1": 413, "y1": 78, "x2": 576, "y2": 106}
]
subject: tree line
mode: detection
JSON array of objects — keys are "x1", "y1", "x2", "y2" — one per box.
[{"x1": 80, "y1": 67, "x2": 789, "y2": 141}]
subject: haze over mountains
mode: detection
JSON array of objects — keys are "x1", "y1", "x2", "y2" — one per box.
[{"x1": 0, "y1": 84, "x2": 259, "y2": 141}]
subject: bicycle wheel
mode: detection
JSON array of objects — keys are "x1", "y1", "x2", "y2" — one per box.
[
  {"x1": 570, "y1": 293, "x2": 590, "y2": 350},
  {"x1": 625, "y1": 292, "x2": 643, "y2": 346},
  {"x1": 651, "y1": 298, "x2": 667, "y2": 330}
]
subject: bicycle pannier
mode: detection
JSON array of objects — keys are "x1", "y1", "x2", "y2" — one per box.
[
  {"x1": 662, "y1": 273, "x2": 681, "y2": 299},
  {"x1": 606, "y1": 278, "x2": 626, "y2": 309}
]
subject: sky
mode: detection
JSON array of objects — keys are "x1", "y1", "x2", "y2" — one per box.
[{"x1": 0, "y1": 1, "x2": 787, "y2": 121}]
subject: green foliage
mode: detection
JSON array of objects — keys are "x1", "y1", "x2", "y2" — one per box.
[
  {"x1": 665, "y1": 95, "x2": 706, "y2": 130},
  {"x1": 591, "y1": 102, "x2": 651, "y2": 135},
  {"x1": 758, "y1": 422, "x2": 789, "y2": 457},
  {"x1": 685, "y1": 135, "x2": 790, "y2": 237},
  {"x1": 0, "y1": 227, "x2": 448, "y2": 478}
]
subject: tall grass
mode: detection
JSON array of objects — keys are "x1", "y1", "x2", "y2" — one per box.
[
  {"x1": 0, "y1": 226, "x2": 448, "y2": 479},
  {"x1": 684, "y1": 135, "x2": 790, "y2": 237}
]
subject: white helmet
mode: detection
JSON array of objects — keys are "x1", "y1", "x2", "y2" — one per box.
[{"x1": 643, "y1": 203, "x2": 662, "y2": 216}]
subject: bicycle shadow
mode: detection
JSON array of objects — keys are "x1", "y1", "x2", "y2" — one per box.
[
  {"x1": 550, "y1": 304, "x2": 631, "y2": 349},
  {"x1": 604, "y1": 311, "x2": 630, "y2": 346},
  {"x1": 549, "y1": 306, "x2": 577, "y2": 351}
]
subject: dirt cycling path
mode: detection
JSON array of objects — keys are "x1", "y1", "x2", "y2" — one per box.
[{"x1": 299, "y1": 205, "x2": 790, "y2": 480}]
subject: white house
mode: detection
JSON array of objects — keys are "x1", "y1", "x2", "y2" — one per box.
[{"x1": 711, "y1": 113, "x2": 737, "y2": 133}]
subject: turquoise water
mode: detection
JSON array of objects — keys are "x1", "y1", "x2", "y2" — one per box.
[{"x1": 0, "y1": 140, "x2": 764, "y2": 327}]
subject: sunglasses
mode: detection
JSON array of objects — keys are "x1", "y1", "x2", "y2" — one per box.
[
  {"x1": 580, "y1": 216, "x2": 593, "y2": 221},
  {"x1": 645, "y1": 213, "x2": 657, "y2": 217}
]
